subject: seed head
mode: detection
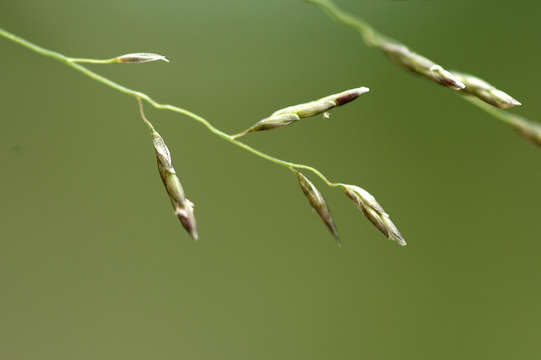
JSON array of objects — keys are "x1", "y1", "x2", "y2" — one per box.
[
  {"x1": 116, "y1": 53, "x2": 169, "y2": 64},
  {"x1": 452, "y1": 72, "x2": 521, "y2": 109},
  {"x1": 234, "y1": 87, "x2": 369, "y2": 137},
  {"x1": 295, "y1": 171, "x2": 340, "y2": 246},
  {"x1": 343, "y1": 184, "x2": 406, "y2": 246},
  {"x1": 381, "y1": 42, "x2": 465, "y2": 90},
  {"x1": 152, "y1": 130, "x2": 198, "y2": 240}
]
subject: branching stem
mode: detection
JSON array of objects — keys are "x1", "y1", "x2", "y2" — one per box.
[{"x1": 0, "y1": 27, "x2": 340, "y2": 188}]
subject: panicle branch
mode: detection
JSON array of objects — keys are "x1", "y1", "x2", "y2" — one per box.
[
  {"x1": 306, "y1": 0, "x2": 536, "y2": 146},
  {"x1": 0, "y1": 26, "x2": 407, "y2": 247}
]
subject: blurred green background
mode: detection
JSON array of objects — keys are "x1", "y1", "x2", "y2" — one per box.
[{"x1": 1, "y1": 0, "x2": 540, "y2": 359}]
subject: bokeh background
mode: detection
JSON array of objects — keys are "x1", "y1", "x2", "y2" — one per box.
[{"x1": 1, "y1": 0, "x2": 540, "y2": 359}]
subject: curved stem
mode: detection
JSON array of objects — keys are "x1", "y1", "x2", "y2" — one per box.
[
  {"x1": 137, "y1": 97, "x2": 156, "y2": 132},
  {"x1": 0, "y1": 27, "x2": 338, "y2": 187}
]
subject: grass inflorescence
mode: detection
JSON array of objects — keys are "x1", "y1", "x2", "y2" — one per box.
[{"x1": 0, "y1": 26, "x2": 406, "y2": 247}]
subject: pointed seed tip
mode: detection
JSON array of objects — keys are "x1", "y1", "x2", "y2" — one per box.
[
  {"x1": 355, "y1": 86, "x2": 370, "y2": 94},
  {"x1": 498, "y1": 99, "x2": 521, "y2": 109}
]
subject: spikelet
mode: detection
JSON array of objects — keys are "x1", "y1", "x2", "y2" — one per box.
[
  {"x1": 294, "y1": 171, "x2": 340, "y2": 246},
  {"x1": 238, "y1": 113, "x2": 301, "y2": 134},
  {"x1": 343, "y1": 184, "x2": 406, "y2": 246},
  {"x1": 152, "y1": 130, "x2": 198, "y2": 240},
  {"x1": 381, "y1": 42, "x2": 465, "y2": 90},
  {"x1": 116, "y1": 53, "x2": 169, "y2": 63},
  {"x1": 233, "y1": 87, "x2": 369, "y2": 137},
  {"x1": 452, "y1": 72, "x2": 521, "y2": 109}
]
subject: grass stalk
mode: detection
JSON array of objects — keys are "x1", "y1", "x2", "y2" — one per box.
[{"x1": 0, "y1": 27, "x2": 338, "y2": 187}]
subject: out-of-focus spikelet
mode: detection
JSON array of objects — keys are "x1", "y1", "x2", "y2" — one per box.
[
  {"x1": 381, "y1": 42, "x2": 465, "y2": 90},
  {"x1": 453, "y1": 72, "x2": 521, "y2": 109}
]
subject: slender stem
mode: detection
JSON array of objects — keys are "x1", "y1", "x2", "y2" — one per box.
[
  {"x1": 0, "y1": 27, "x2": 338, "y2": 187},
  {"x1": 306, "y1": 0, "x2": 533, "y2": 130},
  {"x1": 305, "y1": 0, "x2": 382, "y2": 46},
  {"x1": 231, "y1": 130, "x2": 249, "y2": 140},
  {"x1": 137, "y1": 97, "x2": 156, "y2": 132},
  {"x1": 69, "y1": 57, "x2": 117, "y2": 64}
]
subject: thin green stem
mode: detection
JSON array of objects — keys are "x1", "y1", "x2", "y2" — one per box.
[
  {"x1": 0, "y1": 27, "x2": 338, "y2": 187},
  {"x1": 305, "y1": 0, "x2": 382, "y2": 46},
  {"x1": 306, "y1": 0, "x2": 534, "y2": 131},
  {"x1": 69, "y1": 57, "x2": 117, "y2": 64}
]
